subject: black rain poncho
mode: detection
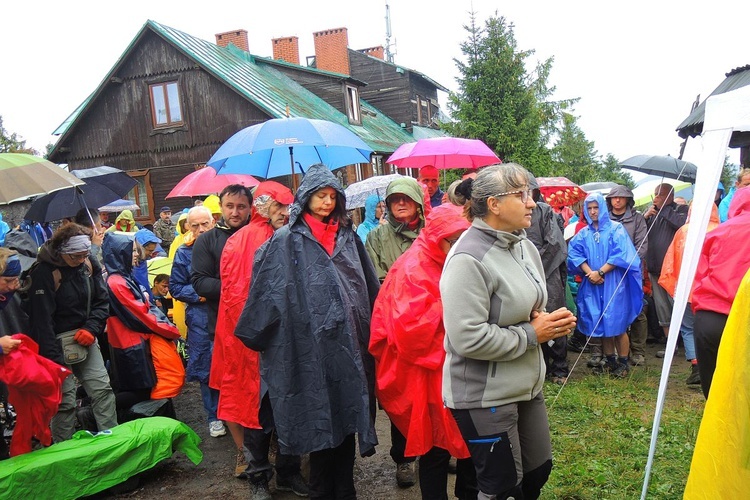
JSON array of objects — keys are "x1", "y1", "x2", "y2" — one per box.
[{"x1": 235, "y1": 164, "x2": 380, "y2": 457}]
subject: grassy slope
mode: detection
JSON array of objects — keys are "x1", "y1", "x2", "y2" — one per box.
[{"x1": 542, "y1": 353, "x2": 705, "y2": 499}]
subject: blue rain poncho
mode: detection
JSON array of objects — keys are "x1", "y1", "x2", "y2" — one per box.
[
  {"x1": 356, "y1": 194, "x2": 383, "y2": 243},
  {"x1": 567, "y1": 193, "x2": 643, "y2": 337}
]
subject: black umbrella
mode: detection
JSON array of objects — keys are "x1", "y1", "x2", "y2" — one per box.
[
  {"x1": 618, "y1": 155, "x2": 697, "y2": 183},
  {"x1": 25, "y1": 166, "x2": 137, "y2": 223}
]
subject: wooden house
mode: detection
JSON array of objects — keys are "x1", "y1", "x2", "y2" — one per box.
[{"x1": 49, "y1": 21, "x2": 447, "y2": 222}]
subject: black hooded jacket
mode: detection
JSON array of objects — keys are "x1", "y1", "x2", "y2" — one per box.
[
  {"x1": 28, "y1": 240, "x2": 109, "y2": 364},
  {"x1": 235, "y1": 164, "x2": 380, "y2": 457}
]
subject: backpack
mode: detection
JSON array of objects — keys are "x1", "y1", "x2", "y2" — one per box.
[{"x1": 18, "y1": 259, "x2": 93, "y2": 314}]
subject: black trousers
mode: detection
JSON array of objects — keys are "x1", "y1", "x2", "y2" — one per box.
[
  {"x1": 694, "y1": 310, "x2": 729, "y2": 399},
  {"x1": 390, "y1": 420, "x2": 416, "y2": 464},
  {"x1": 246, "y1": 393, "x2": 301, "y2": 484},
  {"x1": 308, "y1": 433, "x2": 356, "y2": 500},
  {"x1": 541, "y1": 336, "x2": 569, "y2": 378},
  {"x1": 418, "y1": 446, "x2": 478, "y2": 500}
]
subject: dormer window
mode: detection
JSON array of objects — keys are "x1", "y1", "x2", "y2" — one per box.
[
  {"x1": 149, "y1": 81, "x2": 184, "y2": 128},
  {"x1": 416, "y1": 95, "x2": 432, "y2": 126},
  {"x1": 345, "y1": 84, "x2": 362, "y2": 125}
]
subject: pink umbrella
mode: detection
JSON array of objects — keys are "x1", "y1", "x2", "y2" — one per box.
[
  {"x1": 166, "y1": 167, "x2": 260, "y2": 198},
  {"x1": 387, "y1": 137, "x2": 501, "y2": 169}
]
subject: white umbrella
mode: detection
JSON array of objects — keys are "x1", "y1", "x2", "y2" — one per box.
[
  {"x1": 99, "y1": 199, "x2": 140, "y2": 212},
  {"x1": 344, "y1": 174, "x2": 403, "y2": 209}
]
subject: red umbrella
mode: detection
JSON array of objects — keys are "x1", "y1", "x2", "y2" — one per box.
[
  {"x1": 387, "y1": 137, "x2": 500, "y2": 169},
  {"x1": 535, "y1": 176, "x2": 587, "y2": 208},
  {"x1": 166, "y1": 167, "x2": 259, "y2": 198}
]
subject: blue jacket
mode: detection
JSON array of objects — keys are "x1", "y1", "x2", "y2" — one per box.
[
  {"x1": 356, "y1": 194, "x2": 382, "y2": 243},
  {"x1": 170, "y1": 243, "x2": 210, "y2": 383},
  {"x1": 568, "y1": 193, "x2": 643, "y2": 337}
]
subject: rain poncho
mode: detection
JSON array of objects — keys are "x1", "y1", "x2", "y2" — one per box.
[
  {"x1": 568, "y1": 192, "x2": 643, "y2": 337},
  {"x1": 0, "y1": 334, "x2": 70, "y2": 456},
  {"x1": 170, "y1": 238, "x2": 211, "y2": 384},
  {"x1": 168, "y1": 212, "x2": 189, "y2": 337},
  {"x1": 658, "y1": 204, "x2": 720, "y2": 300},
  {"x1": 212, "y1": 181, "x2": 293, "y2": 429},
  {"x1": 0, "y1": 417, "x2": 202, "y2": 499},
  {"x1": 235, "y1": 164, "x2": 380, "y2": 457},
  {"x1": 365, "y1": 177, "x2": 426, "y2": 280},
  {"x1": 356, "y1": 194, "x2": 383, "y2": 243},
  {"x1": 103, "y1": 234, "x2": 183, "y2": 399},
  {"x1": 370, "y1": 204, "x2": 470, "y2": 458},
  {"x1": 105, "y1": 209, "x2": 136, "y2": 233},
  {"x1": 134, "y1": 228, "x2": 162, "y2": 294},
  {"x1": 692, "y1": 188, "x2": 750, "y2": 316}
]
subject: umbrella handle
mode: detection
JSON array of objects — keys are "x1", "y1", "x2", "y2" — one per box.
[{"x1": 296, "y1": 161, "x2": 305, "y2": 175}]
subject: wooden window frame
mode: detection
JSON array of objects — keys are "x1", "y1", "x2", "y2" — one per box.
[
  {"x1": 344, "y1": 84, "x2": 362, "y2": 125},
  {"x1": 126, "y1": 169, "x2": 155, "y2": 222},
  {"x1": 148, "y1": 77, "x2": 186, "y2": 130},
  {"x1": 416, "y1": 95, "x2": 432, "y2": 126}
]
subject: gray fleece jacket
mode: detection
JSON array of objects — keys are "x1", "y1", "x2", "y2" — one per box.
[{"x1": 440, "y1": 218, "x2": 548, "y2": 409}]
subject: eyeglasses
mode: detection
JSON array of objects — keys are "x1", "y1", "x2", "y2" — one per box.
[
  {"x1": 65, "y1": 252, "x2": 89, "y2": 262},
  {"x1": 491, "y1": 189, "x2": 534, "y2": 203}
]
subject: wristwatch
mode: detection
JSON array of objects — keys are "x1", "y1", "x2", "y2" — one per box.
[{"x1": 598, "y1": 270, "x2": 605, "y2": 277}]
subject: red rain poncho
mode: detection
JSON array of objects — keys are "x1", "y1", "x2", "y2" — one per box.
[
  {"x1": 211, "y1": 181, "x2": 293, "y2": 429},
  {"x1": 0, "y1": 334, "x2": 70, "y2": 456},
  {"x1": 370, "y1": 203, "x2": 470, "y2": 458}
]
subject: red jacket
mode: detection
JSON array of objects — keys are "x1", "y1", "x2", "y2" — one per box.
[
  {"x1": 370, "y1": 204, "x2": 470, "y2": 458},
  {"x1": 0, "y1": 334, "x2": 70, "y2": 456},
  {"x1": 693, "y1": 188, "x2": 750, "y2": 315},
  {"x1": 211, "y1": 181, "x2": 292, "y2": 429}
]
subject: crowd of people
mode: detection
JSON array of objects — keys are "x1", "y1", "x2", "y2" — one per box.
[{"x1": 1, "y1": 162, "x2": 749, "y2": 500}]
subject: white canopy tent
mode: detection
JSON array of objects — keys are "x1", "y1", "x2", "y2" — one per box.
[{"x1": 641, "y1": 84, "x2": 750, "y2": 498}]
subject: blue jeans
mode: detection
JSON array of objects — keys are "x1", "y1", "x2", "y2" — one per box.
[
  {"x1": 680, "y1": 304, "x2": 696, "y2": 361},
  {"x1": 199, "y1": 382, "x2": 219, "y2": 423}
]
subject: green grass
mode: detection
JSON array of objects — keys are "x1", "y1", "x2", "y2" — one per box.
[{"x1": 541, "y1": 360, "x2": 705, "y2": 499}]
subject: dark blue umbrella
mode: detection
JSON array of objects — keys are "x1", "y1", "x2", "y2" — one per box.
[
  {"x1": 24, "y1": 166, "x2": 137, "y2": 222},
  {"x1": 207, "y1": 117, "x2": 373, "y2": 179}
]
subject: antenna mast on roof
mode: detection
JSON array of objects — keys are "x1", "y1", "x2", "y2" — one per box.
[{"x1": 385, "y1": 1, "x2": 397, "y2": 63}]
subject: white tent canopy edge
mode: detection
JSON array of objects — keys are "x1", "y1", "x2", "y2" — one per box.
[{"x1": 641, "y1": 84, "x2": 750, "y2": 498}]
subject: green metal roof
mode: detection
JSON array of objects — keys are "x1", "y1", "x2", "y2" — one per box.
[
  {"x1": 412, "y1": 125, "x2": 450, "y2": 140},
  {"x1": 53, "y1": 20, "x2": 415, "y2": 154},
  {"x1": 677, "y1": 64, "x2": 750, "y2": 139}
]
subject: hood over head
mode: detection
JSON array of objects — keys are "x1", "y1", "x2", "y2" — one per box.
[
  {"x1": 115, "y1": 210, "x2": 134, "y2": 224},
  {"x1": 605, "y1": 184, "x2": 635, "y2": 209},
  {"x1": 384, "y1": 177, "x2": 425, "y2": 226},
  {"x1": 176, "y1": 211, "x2": 189, "y2": 236},
  {"x1": 203, "y1": 195, "x2": 221, "y2": 215},
  {"x1": 102, "y1": 232, "x2": 135, "y2": 276},
  {"x1": 363, "y1": 194, "x2": 384, "y2": 226},
  {"x1": 289, "y1": 164, "x2": 346, "y2": 226},
  {"x1": 417, "y1": 203, "x2": 470, "y2": 264},
  {"x1": 135, "y1": 228, "x2": 161, "y2": 246},
  {"x1": 583, "y1": 192, "x2": 612, "y2": 229},
  {"x1": 3, "y1": 229, "x2": 38, "y2": 271}
]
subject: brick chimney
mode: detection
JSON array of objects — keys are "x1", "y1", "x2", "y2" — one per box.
[
  {"x1": 360, "y1": 46, "x2": 385, "y2": 60},
  {"x1": 313, "y1": 27, "x2": 350, "y2": 75},
  {"x1": 272, "y1": 36, "x2": 300, "y2": 65},
  {"x1": 215, "y1": 29, "x2": 249, "y2": 51}
]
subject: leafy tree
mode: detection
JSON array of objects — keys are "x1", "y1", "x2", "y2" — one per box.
[
  {"x1": 0, "y1": 115, "x2": 37, "y2": 154},
  {"x1": 445, "y1": 13, "x2": 575, "y2": 174}
]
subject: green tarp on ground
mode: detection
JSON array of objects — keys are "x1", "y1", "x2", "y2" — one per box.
[{"x1": 0, "y1": 417, "x2": 202, "y2": 499}]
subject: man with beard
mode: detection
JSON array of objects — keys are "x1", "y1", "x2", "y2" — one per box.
[{"x1": 190, "y1": 185, "x2": 252, "y2": 441}]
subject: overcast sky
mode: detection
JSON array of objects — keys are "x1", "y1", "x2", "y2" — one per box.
[{"x1": 2, "y1": 0, "x2": 747, "y2": 167}]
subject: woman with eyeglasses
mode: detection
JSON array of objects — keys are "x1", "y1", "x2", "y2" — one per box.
[
  {"x1": 440, "y1": 163, "x2": 577, "y2": 500},
  {"x1": 567, "y1": 192, "x2": 643, "y2": 378},
  {"x1": 27, "y1": 223, "x2": 117, "y2": 442}
]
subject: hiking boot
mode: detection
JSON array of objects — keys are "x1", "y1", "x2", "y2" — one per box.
[
  {"x1": 276, "y1": 473, "x2": 310, "y2": 497},
  {"x1": 396, "y1": 462, "x2": 416, "y2": 488},
  {"x1": 209, "y1": 420, "x2": 226, "y2": 438},
  {"x1": 549, "y1": 376, "x2": 567, "y2": 385},
  {"x1": 629, "y1": 354, "x2": 646, "y2": 366},
  {"x1": 610, "y1": 362, "x2": 630, "y2": 379},
  {"x1": 234, "y1": 449, "x2": 248, "y2": 479},
  {"x1": 249, "y1": 480, "x2": 272, "y2": 500},
  {"x1": 686, "y1": 364, "x2": 701, "y2": 385},
  {"x1": 586, "y1": 355, "x2": 603, "y2": 368}
]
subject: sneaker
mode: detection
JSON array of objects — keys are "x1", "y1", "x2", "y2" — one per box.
[
  {"x1": 586, "y1": 355, "x2": 603, "y2": 368},
  {"x1": 630, "y1": 354, "x2": 646, "y2": 366},
  {"x1": 396, "y1": 462, "x2": 416, "y2": 488},
  {"x1": 209, "y1": 420, "x2": 226, "y2": 438},
  {"x1": 686, "y1": 364, "x2": 701, "y2": 385},
  {"x1": 610, "y1": 363, "x2": 630, "y2": 379},
  {"x1": 249, "y1": 480, "x2": 272, "y2": 500},
  {"x1": 235, "y1": 449, "x2": 248, "y2": 479},
  {"x1": 276, "y1": 473, "x2": 310, "y2": 497}
]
